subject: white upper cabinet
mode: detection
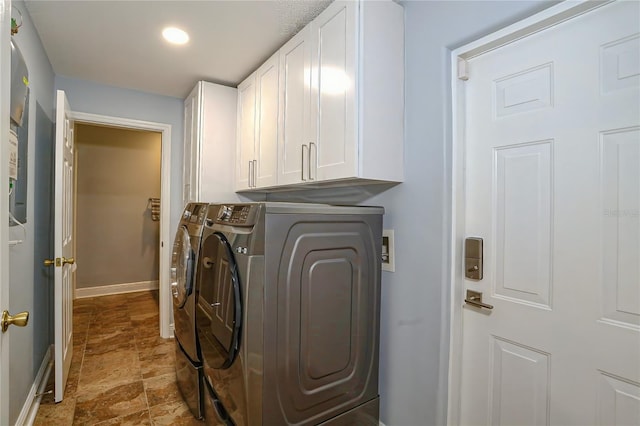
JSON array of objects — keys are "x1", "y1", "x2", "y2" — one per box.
[
  {"x1": 236, "y1": 53, "x2": 279, "y2": 190},
  {"x1": 236, "y1": 74, "x2": 256, "y2": 191},
  {"x1": 183, "y1": 91, "x2": 197, "y2": 205},
  {"x1": 254, "y1": 54, "x2": 279, "y2": 188},
  {"x1": 275, "y1": 0, "x2": 404, "y2": 187},
  {"x1": 278, "y1": 26, "x2": 312, "y2": 185},
  {"x1": 310, "y1": 1, "x2": 358, "y2": 182},
  {"x1": 183, "y1": 81, "x2": 238, "y2": 205},
  {"x1": 241, "y1": 0, "x2": 404, "y2": 191}
]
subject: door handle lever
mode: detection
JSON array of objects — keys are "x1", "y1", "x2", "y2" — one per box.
[{"x1": 464, "y1": 290, "x2": 493, "y2": 310}]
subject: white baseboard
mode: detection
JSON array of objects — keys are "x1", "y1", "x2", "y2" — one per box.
[
  {"x1": 17, "y1": 345, "x2": 52, "y2": 426},
  {"x1": 75, "y1": 280, "x2": 159, "y2": 299}
]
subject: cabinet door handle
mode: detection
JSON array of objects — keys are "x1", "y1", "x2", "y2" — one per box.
[
  {"x1": 252, "y1": 160, "x2": 257, "y2": 188},
  {"x1": 301, "y1": 144, "x2": 308, "y2": 181},
  {"x1": 248, "y1": 160, "x2": 253, "y2": 188},
  {"x1": 309, "y1": 142, "x2": 316, "y2": 181}
]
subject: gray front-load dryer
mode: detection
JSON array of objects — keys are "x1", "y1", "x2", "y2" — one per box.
[{"x1": 195, "y1": 202, "x2": 383, "y2": 425}]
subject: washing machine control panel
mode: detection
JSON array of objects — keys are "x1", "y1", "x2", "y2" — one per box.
[{"x1": 214, "y1": 204, "x2": 257, "y2": 226}]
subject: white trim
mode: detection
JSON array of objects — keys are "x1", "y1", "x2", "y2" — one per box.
[
  {"x1": 0, "y1": 0, "x2": 11, "y2": 424},
  {"x1": 16, "y1": 345, "x2": 52, "y2": 426},
  {"x1": 69, "y1": 111, "x2": 173, "y2": 338},
  {"x1": 447, "y1": 1, "x2": 611, "y2": 425},
  {"x1": 74, "y1": 280, "x2": 159, "y2": 299}
]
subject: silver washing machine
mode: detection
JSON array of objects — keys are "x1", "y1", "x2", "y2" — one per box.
[
  {"x1": 172, "y1": 202, "x2": 209, "y2": 419},
  {"x1": 195, "y1": 202, "x2": 383, "y2": 425}
]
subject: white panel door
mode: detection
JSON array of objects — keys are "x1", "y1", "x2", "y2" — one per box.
[
  {"x1": 310, "y1": 0, "x2": 357, "y2": 182},
  {"x1": 279, "y1": 26, "x2": 312, "y2": 185},
  {"x1": 54, "y1": 90, "x2": 75, "y2": 402},
  {"x1": 255, "y1": 53, "x2": 279, "y2": 188},
  {"x1": 236, "y1": 74, "x2": 256, "y2": 190},
  {"x1": 460, "y1": 2, "x2": 640, "y2": 425},
  {"x1": 0, "y1": 0, "x2": 10, "y2": 421}
]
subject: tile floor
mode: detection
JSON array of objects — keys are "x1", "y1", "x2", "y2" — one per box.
[{"x1": 34, "y1": 290, "x2": 202, "y2": 425}]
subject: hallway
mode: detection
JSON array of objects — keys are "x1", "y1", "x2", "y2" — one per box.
[{"x1": 34, "y1": 290, "x2": 200, "y2": 425}]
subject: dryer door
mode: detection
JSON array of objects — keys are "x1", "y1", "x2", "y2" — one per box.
[
  {"x1": 171, "y1": 226, "x2": 194, "y2": 308},
  {"x1": 197, "y1": 231, "x2": 242, "y2": 370}
]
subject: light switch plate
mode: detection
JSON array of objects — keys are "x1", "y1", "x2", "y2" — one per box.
[{"x1": 382, "y1": 229, "x2": 395, "y2": 272}]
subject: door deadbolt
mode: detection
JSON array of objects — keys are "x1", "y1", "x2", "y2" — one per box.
[{"x1": 465, "y1": 237, "x2": 483, "y2": 280}]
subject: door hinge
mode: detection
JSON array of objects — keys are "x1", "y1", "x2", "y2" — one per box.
[{"x1": 457, "y1": 57, "x2": 469, "y2": 81}]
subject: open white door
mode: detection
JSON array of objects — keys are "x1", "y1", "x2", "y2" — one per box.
[
  {"x1": 53, "y1": 90, "x2": 75, "y2": 402},
  {"x1": 0, "y1": 0, "x2": 11, "y2": 421},
  {"x1": 452, "y1": 1, "x2": 640, "y2": 425}
]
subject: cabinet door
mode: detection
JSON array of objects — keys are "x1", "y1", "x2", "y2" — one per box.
[
  {"x1": 310, "y1": 1, "x2": 357, "y2": 181},
  {"x1": 278, "y1": 27, "x2": 312, "y2": 185},
  {"x1": 236, "y1": 74, "x2": 256, "y2": 190},
  {"x1": 254, "y1": 53, "x2": 279, "y2": 188},
  {"x1": 183, "y1": 86, "x2": 198, "y2": 205}
]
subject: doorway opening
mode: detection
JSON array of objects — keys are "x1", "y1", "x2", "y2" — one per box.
[
  {"x1": 70, "y1": 112, "x2": 172, "y2": 338},
  {"x1": 74, "y1": 123, "x2": 162, "y2": 299}
]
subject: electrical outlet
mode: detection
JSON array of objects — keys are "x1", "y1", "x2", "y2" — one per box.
[{"x1": 382, "y1": 229, "x2": 395, "y2": 272}]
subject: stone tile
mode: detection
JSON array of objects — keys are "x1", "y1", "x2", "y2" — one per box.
[
  {"x1": 74, "y1": 299, "x2": 98, "y2": 315},
  {"x1": 94, "y1": 409, "x2": 152, "y2": 425},
  {"x1": 130, "y1": 306, "x2": 159, "y2": 322},
  {"x1": 131, "y1": 311, "x2": 160, "y2": 329},
  {"x1": 91, "y1": 308, "x2": 131, "y2": 327},
  {"x1": 139, "y1": 342, "x2": 175, "y2": 379},
  {"x1": 144, "y1": 371, "x2": 182, "y2": 408},
  {"x1": 73, "y1": 340, "x2": 86, "y2": 361},
  {"x1": 148, "y1": 399, "x2": 204, "y2": 426},
  {"x1": 84, "y1": 326, "x2": 137, "y2": 356},
  {"x1": 136, "y1": 335, "x2": 173, "y2": 354},
  {"x1": 94, "y1": 294, "x2": 129, "y2": 306},
  {"x1": 134, "y1": 324, "x2": 163, "y2": 341},
  {"x1": 74, "y1": 312, "x2": 94, "y2": 328},
  {"x1": 73, "y1": 327, "x2": 87, "y2": 350},
  {"x1": 34, "y1": 291, "x2": 188, "y2": 425},
  {"x1": 33, "y1": 396, "x2": 76, "y2": 426},
  {"x1": 126, "y1": 290, "x2": 159, "y2": 303},
  {"x1": 74, "y1": 381, "x2": 147, "y2": 424},
  {"x1": 77, "y1": 348, "x2": 141, "y2": 395},
  {"x1": 128, "y1": 293, "x2": 158, "y2": 304}
]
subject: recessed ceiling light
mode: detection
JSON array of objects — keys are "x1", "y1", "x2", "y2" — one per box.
[{"x1": 162, "y1": 27, "x2": 189, "y2": 45}]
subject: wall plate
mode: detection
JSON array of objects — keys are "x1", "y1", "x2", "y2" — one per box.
[{"x1": 382, "y1": 229, "x2": 395, "y2": 272}]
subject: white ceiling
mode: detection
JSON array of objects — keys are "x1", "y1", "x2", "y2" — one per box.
[{"x1": 23, "y1": 0, "x2": 332, "y2": 98}]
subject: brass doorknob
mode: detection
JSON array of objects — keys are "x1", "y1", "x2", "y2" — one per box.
[
  {"x1": 1, "y1": 310, "x2": 29, "y2": 333},
  {"x1": 43, "y1": 257, "x2": 75, "y2": 267}
]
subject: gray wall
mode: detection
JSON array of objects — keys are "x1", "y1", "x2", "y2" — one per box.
[
  {"x1": 7, "y1": 1, "x2": 55, "y2": 423},
  {"x1": 54, "y1": 75, "x2": 185, "y2": 239},
  {"x1": 369, "y1": 1, "x2": 557, "y2": 425},
  {"x1": 75, "y1": 124, "x2": 161, "y2": 289}
]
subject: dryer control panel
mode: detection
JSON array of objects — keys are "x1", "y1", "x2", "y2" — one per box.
[{"x1": 214, "y1": 204, "x2": 258, "y2": 226}]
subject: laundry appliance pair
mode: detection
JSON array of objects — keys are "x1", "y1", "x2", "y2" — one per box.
[{"x1": 172, "y1": 202, "x2": 383, "y2": 425}]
